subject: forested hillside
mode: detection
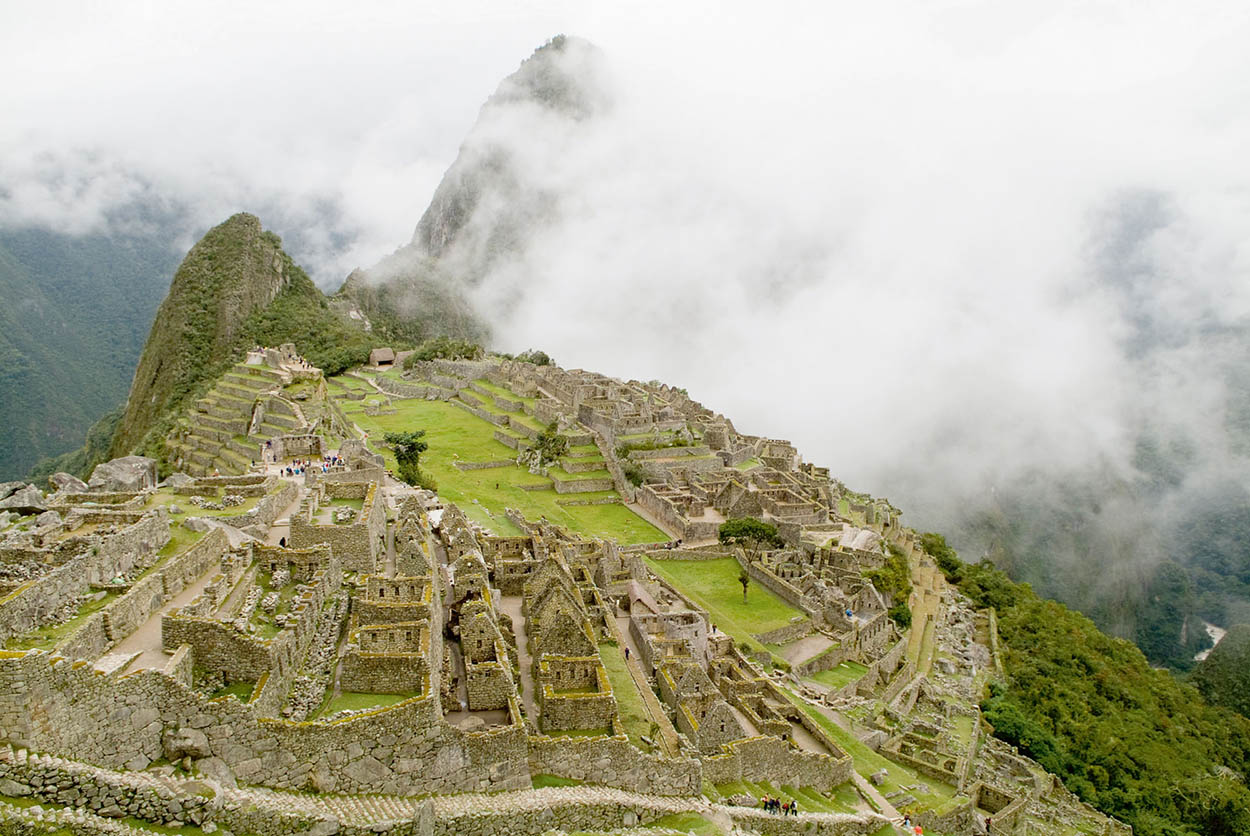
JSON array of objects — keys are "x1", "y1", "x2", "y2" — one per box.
[
  {"x1": 925, "y1": 534, "x2": 1250, "y2": 835},
  {"x1": 0, "y1": 225, "x2": 179, "y2": 480},
  {"x1": 105, "y1": 213, "x2": 376, "y2": 469}
]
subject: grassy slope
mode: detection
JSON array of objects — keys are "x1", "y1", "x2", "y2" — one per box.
[
  {"x1": 643, "y1": 557, "x2": 804, "y2": 659},
  {"x1": 334, "y1": 388, "x2": 665, "y2": 544}
]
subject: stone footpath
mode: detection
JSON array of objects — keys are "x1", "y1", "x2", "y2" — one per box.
[{"x1": 0, "y1": 745, "x2": 889, "y2": 836}]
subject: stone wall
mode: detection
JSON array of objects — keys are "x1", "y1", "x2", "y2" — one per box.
[
  {"x1": 0, "y1": 747, "x2": 220, "y2": 827},
  {"x1": 0, "y1": 512, "x2": 170, "y2": 644},
  {"x1": 526, "y1": 734, "x2": 701, "y2": 795},
  {"x1": 0, "y1": 651, "x2": 531, "y2": 795},
  {"x1": 291, "y1": 482, "x2": 383, "y2": 573},
  {"x1": 339, "y1": 651, "x2": 429, "y2": 695},
  {"x1": 552, "y1": 476, "x2": 616, "y2": 494},
  {"x1": 753, "y1": 619, "x2": 814, "y2": 646},
  {"x1": 703, "y1": 734, "x2": 852, "y2": 792}
]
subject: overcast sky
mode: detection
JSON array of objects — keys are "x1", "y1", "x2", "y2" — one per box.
[{"x1": 4, "y1": 0, "x2": 1250, "y2": 531}]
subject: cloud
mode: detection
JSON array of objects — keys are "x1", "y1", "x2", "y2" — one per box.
[{"x1": 4, "y1": 0, "x2": 1250, "y2": 617}]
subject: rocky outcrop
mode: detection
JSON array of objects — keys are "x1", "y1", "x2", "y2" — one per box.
[
  {"x1": 0, "y1": 484, "x2": 45, "y2": 514},
  {"x1": 48, "y1": 472, "x2": 89, "y2": 493},
  {"x1": 88, "y1": 456, "x2": 158, "y2": 492}
]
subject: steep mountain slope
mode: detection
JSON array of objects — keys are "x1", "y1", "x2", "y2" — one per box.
[
  {"x1": 333, "y1": 34, "x2": 608, "y2": 335},
  {"x1": 107, "y1": 213, "x2": 374, "y2": 466},
  {"x1": 0, "y1": 226, "x2": 179, "y2": 479},
  {"x1": 1193, "y1": 624, "x2": 1250, "y2": 719}
]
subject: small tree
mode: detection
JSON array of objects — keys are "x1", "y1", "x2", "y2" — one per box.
[
  {"x1": 383, "y1": 430, "x2": 428, "y2": 486},
  {"x1": 718, "y1": 517, "x2": 784, "y2": 550},
  {"x1": 739, "y1": 569, "x2": 750, "y2": 603}
]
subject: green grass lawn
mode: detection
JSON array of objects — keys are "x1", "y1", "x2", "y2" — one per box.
[
  {"x1": 643, "y1": 558, "x2": 805, "y2": 661},
  {"x1": 474, "y1": 380, "x2": 539, "y2": 411},
  {"x1": 332, "y1": 384, "x2": 666, "y2": 544},
  {"x1": 211, "y1": 680, "x2": 256, "y2": 702},
  {"x1": 318, "y1": 691, "x2": 410, "y2": 717},
  {"x1": 647, "y1": 813, "x2": 722, "y2": 836},
  {"x1": 531, "y1": 774, "x2": 582, "y2": 789},
  {"x1": 599, "y1": 642, "x2": 652, "y2": 748},
  {"x1": 709, "y1": 780, "x2": 858, "y2": 814},
  {"x1": 782, "y1": 690, "x2": 956, "y2": 810},
  {"x1": 809, "y1": 660, "x2": 869, "y2": 690}
]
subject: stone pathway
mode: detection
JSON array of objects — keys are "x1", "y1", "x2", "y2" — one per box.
[
  {"x1": 852, "y1": 772, "x2": 909, "y2": 834},
  {"x1": 612, "y1": 614, "x2": 682, "y2": 756},
  {"x1": 498, "y1": 595, "x2": 538, "y2": 720},
  {"x1": 115, "y1": 562, "x2": 223, "y2": 674},
  {"x1": 779, "y1": 631, "x2": 835, "y2": 665}
]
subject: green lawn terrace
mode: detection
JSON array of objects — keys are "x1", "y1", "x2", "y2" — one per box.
[
  {"x1": 642, "y1": 556, "x2": 807, "y2": 665},
  {"x1": 328, "y1": 374, "x2": 667, "y2": 545}
]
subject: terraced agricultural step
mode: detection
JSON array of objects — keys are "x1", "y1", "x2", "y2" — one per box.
[
  {"x1": 264, "y1": 412, "x2": 301, "y2": 431},
  {"x1": 224, "y1": 371, "x2": 277, "y2": 392},
  {"x1": 189, "y1": 450, "x2": 215, "y2": 469},
  {"x1": 187, "y1": 424, "x2": 231, "y2": 445},
  {"x1": 217, "y1": 381, "x2": 260, "y2": 402},
  {"x1": 265, "y1": 397, "x2": 300, "y2": 418},
  {"x1": 233, "y1": 363, "x2": 287, "y2": 383},
  {"x1": 200, "y1": 414, "x2": 248, "y2": 435},
  {"x1": 205, "y1": 397, "x2": 254, "y2": 421},
  {"x1": 560, "y1": 456, "x2": 606, "y2": 473},
  {"x1": 228, "y1": 437, "x2": 262, "y2": 460}
]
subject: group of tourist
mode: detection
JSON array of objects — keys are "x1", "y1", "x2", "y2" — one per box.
[{"x1": 759, "y1": 796, "x2": 798, "y2": 816}]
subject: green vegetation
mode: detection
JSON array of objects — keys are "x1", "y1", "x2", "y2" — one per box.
[
  {"x1": 717, "y1": 517, "x2": 783, "y2": 549},
  {"x1": 782, "y1": 690, "x2": 955, "y2": 809},
  {"x1": 318, "y1": 691, "x2": 410, "y2": 717},
  {"x1": 0, "y1": 224, "x2": 181, "y2": 481},
  {"x1": 865, "y1": 544, "x2": 912, "y2": 628},
  {"x1": 1192, "y1": 624, "x2": 1250, "y2": 718},
  {"x1": 808, "y1": 660, "x2": 868, "y2": 690},
  {"x1": 334, "y1": 388, "x2": 664, "y2": 543},
  {"x1": 599, "y1": 642, "x2": 651, "y2": 748},
  {"x1": 527, "y1": 421, "x2": 570, "y2": 467},
  {"x1": 107, "y1": 214, "x2": 376, "y2": 471},
  {"x1": 939, "y1": 554, "x2": 1250, "y2": 835},
  {"x1": 333, "y1": 262, "x2": 486, "y2": 347},
  {"x1": 210, "y1": 680, "x2": 256, "y2": 702},
  {"x1": 5, "y1": 590, "x2": 120, "y2": 651},
  {"x1": 531, "y1": 774, "x2": 582, "y2": 788},
  {"x1": 643, "y1": 557, "x2": 803, "y2": 659},
  {"x1": 646, "y1": 813, "x2": 722, "y2": 836},
  {"x1": 383, "y1": 430, "x2": 429, "y2": 486},
  {"x1": 707, "y1": 779, "x2": 860, "y2": 814},
  {"x1": 404, "y1": 336, "x2": 483, "y2": 365},
  {"x1": 515, "y1": 348, "x2": 553, "y2": 366}
]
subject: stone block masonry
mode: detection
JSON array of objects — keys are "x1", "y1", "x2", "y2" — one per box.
[
  {"x1": 0, "y1": 651, "x2": 531, "y2": 795},
  {"x1": 291, "y1": 481, "x2": 385, "y2": 573},
  {"x1": 0, "y1": 511, "x2": 171, "y2": 644}
]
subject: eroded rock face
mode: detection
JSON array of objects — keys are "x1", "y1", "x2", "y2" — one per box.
[
  {"x1": 88, "y1": 456, "x2": 158, "y2": 492},
  {"x1": 48, "y1": 472, "x2": 89, "y2": 493}
]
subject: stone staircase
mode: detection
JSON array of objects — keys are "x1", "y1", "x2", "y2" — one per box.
[{"x1": 169, "y1": 362, "x2": 306, "y2": 477}]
